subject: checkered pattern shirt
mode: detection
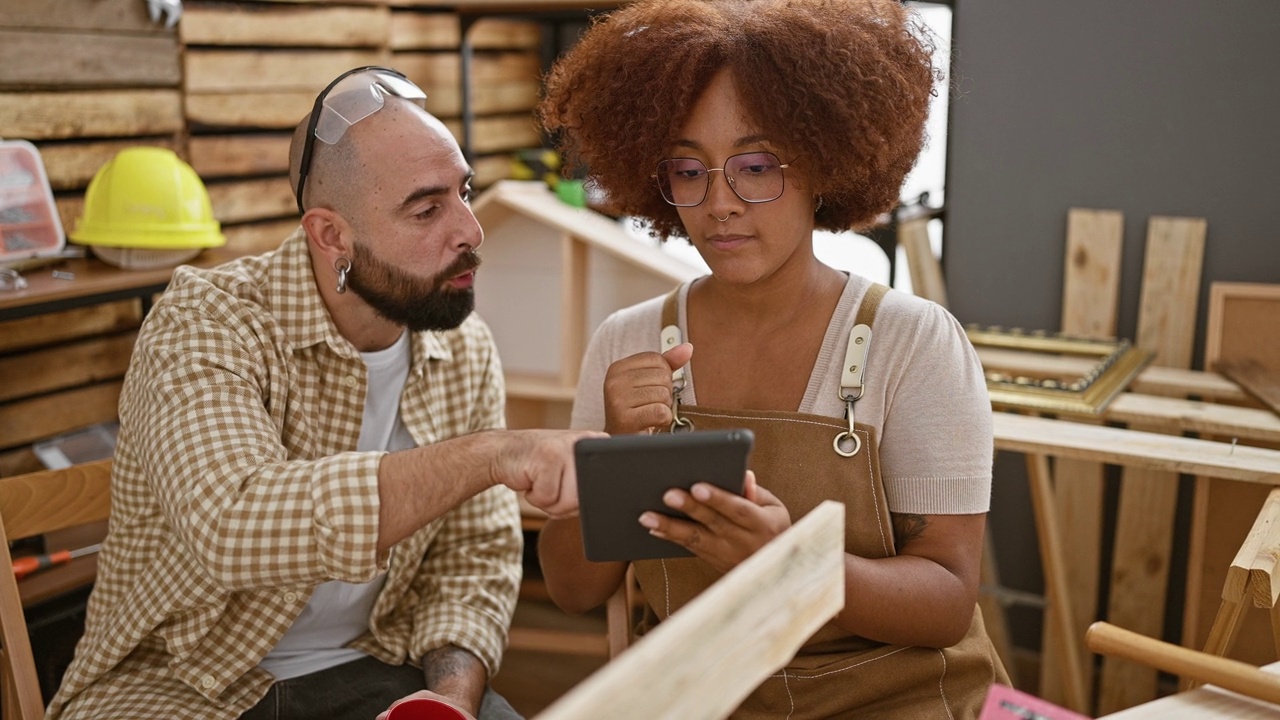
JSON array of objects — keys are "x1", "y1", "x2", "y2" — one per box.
[{"x1": 47, "y1": 229, "x2": 522, "y2": 720}]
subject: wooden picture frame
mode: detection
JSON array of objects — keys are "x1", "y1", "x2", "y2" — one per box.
[{"x1": 966, "y1": 325, "x2": 1153, "y2": 415}]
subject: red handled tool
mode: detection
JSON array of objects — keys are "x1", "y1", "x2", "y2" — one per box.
[{"x1": 13, "y1": 543, "x2": 101, "y2": 580}]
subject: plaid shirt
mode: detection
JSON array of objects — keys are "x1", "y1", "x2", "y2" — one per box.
[{"x1": 48, "y1": 229, "x2": 521, "y2": 720}]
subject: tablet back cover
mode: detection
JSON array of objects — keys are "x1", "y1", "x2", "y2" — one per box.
[{"x1": 575, "y1": 429, "x2": 752, "y2": 562}]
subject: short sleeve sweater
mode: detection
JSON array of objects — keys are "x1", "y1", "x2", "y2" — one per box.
[{"x1": 570, "y1": 273, "x2": 993, "y2": 514}]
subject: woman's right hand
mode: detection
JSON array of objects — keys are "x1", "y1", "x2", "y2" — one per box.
[{"x1": 602, "y1": 343, "x2": 693, "y2": 434}]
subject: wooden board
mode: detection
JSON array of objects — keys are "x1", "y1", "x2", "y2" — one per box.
[
  {"x1": 1216, "y1": 360, "x2": 1280, "y2": 418},
  {"x1": 444, "y1": 115, "x2": 541, "y2": 154},
  {"x1": 54, "y1": 194, "x2": 84, "y2": 241},
  {"x1": 395, "y1": 50, "x2": 541, "y2": 84},
  {"x1": 535, "y1": 501, "x2": 845, "y2": 720},
  {"x1": 0, "y1": 90, "x2": 183, "y2": 140},
  {"x1": 1098, "y1": 215, "x2": 1207, "y2": 715},
  {"x1": 1039, "y1": 207, "x2": 1123, "y2": 707},
  {"x1": 420, "y1": 79, "x2": 541, "y2": 117},
  {"x1": 0, "y1": 381, "x2": 122, "y2": 450},
  {"x1": 206, "y1": 177, "x2": 298, "y2": 224},
  {"x1": 185, "y1": 49, "x2": 390, "y2": 93},
  {"x1": 0, "y1": 0, "x2": 162, "y2": 33},
  {"x1": 0, "y1": 300, "x2": 141, "y2": 354},
  {"x1": 0, "y1": 30, "x2": 180, "y2": 89},
  {"x1": 897, "y1": 216, "x2": 946, "y2": 305},
  {"x1": 37, "y1": 137, "x2": 179, "y2": 191},
  {"x1": 1205, "y1": 283, "x2": 1280, "y2": 370},
  {"x1": 180, "y1": 3, "x2": 390, "y2": 47},
  {"x1": 185, "y1": 91, "x2": 314, "y2": 129},
  {"x1": 188, "y1": 134, "x2": 292, "y2": 179},
  {"x1": 222, "y1": 219, "x2": 299, "y2": 255},
  {"x1": 1134, "y1": 217, "x2": 1208, "y2": 369},
  {"x1": 0, "y1": 332, "x2": 136, "y2": 403},
  {"x1": 992, "y1": 413, "x2": 1280, "y2": 485},
  {"x1": 1185, "y1": 282, "x2": 1280, "y2": 669},
  {"x1": 391, "y1": 13, "x2": 540, "y2": 50}
]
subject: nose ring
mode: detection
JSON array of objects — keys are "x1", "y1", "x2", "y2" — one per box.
[{"x1": 715, "y1": 213, "x2": 731, "y2": 222}]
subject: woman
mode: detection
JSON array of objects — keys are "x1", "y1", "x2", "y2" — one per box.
[{"x1": 537, "y1": 1, "x2": 1007, "y2": 717}]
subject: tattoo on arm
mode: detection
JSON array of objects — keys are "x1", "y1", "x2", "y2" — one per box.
[
  {"x1": 423, "y1": 644, "x2": 483, "y2": 690},
  {"x1": 891, "y1": 512, "x2": 930, "y2": 550}
]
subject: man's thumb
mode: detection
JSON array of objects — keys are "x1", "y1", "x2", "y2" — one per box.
[{"x1": 661, "y1": 342, "x2": 693, "y2": 372}]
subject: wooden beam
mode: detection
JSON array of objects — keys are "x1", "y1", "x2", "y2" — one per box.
[
  {"x1": 1041, "y1": 207, "x2": 1123, "y2": 706},
  {"x1": 185, "y1": 91, "x2": 313, "y2": 129},
  {"x1": 184, "y1": 49, "x2": 390, "y2": 93},
  {"x1": 1215, "y1": 359, "x2": 1280, "y2": 419},
  {"x1": 0, "y1": 382, "x2": 122, "y2": 451},
  {"x1": 188, "y1": 134, "x2": 292, "y2": 179},
  {"x1": 0, "y1": 333, "x2": 136, "y2": 403},
  {"x1": 0, "y1": 0, "x2": 161, "y2": 33},
  {"x1": 1027, "y1": 454, "x2": 1090, "y2": 713},
  {"x1": 992, "y1": 413, "x2": 1279, "y2": 485},
  {"x1": 206, "y1": 177, "x2": 298, "y2": 224},
  {"x1": 180, "y1": 4, "x2": 390, "y2": 47},
  {"x1": 37, "y1": 137, "x2": 179, "y2": 192},
  {"x1": 1099, "y1": 215, "x2": 1206, "y2": 715},
  {"x1": 0, "y1": 300, "x2": 141, "y2": 354},
  {"x1": 0, "y1": 90, "x2": 182, "y2": 140},
  {"x1": 559, "y1": 235, "x2": 588, "y2": 388},
  {"x1": 222, "y1": 219, "x2": 300, "y2": 255},
  {"x1": 535, "y1": 501, "x2": 845, "y2": 720},
  {"x1": 897, "y1": 216, "x2": 947, "y2": 306},
  {"x1": 0, "y1": 30, "x2": 180, "y2": 89},
  {"x1": 390, "y1": 14, "x2": 540, "y2": 50}
]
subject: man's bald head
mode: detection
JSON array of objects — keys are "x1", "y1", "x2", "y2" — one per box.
[
  {"x1": 289, "y1": 110, "x2": 362, "y2": 216},
  {"x1": 289, "y1": 97, "x2": 457, "y2": 221}
]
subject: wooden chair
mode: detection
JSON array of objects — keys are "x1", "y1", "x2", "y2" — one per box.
[{"x1": 0, "y1": 459, "x2": 112, "y2": 720}]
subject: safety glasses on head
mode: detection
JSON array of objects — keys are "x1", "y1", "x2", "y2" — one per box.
[{"x1": 295, "y1": 66, "x2": 428, "y2": 213}]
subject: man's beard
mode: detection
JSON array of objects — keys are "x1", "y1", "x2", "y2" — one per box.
[{"x1": 347, "y1": 241, "x2": 481, "y2": 332}]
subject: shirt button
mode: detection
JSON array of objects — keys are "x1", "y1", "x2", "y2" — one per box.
[
  {"x1": 344, "y1": 375, "x2": 357, "y2": 388},
  {"x1": 201, "y1": 675, "x2": 215, "y2": 689},
  {"x1": 283, "y1": 591, "x2": 298, "y2": 604}
]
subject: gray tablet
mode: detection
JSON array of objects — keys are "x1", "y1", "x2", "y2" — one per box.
[{"x1": 574, "y1": 429, "x2": 754, "y2": 562}]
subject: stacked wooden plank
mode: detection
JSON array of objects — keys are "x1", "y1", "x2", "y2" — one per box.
[
  {"x1": 0, "y1": 0, "x2": 180, "y2": 477},
  {"x1": 180, "y1": 0, "x2": 398, "y2": 252},
  {"x1": 389, "y1": 10, "x2": 543, "y2": 185}
]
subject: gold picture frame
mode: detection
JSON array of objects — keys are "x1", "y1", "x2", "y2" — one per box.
[{"x1": 965, "y1": 325, "x2": 1154, "y2": 415}]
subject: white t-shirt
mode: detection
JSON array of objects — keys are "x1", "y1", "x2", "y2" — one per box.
[
  {"x1": 259, "y1": 331, "x2": 415, "y2": 680},
  {"x1": 570, "y1": 274, "x2": 993, "y2": 515}
]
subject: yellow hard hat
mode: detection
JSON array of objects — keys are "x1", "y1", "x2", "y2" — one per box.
[{"x1": 71, "y1": 147, "x2": 224, "y2": 269}]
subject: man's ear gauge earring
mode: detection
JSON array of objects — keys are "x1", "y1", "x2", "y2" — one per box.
[{"x1": 335, "y1": 256, "x2": 351, "y2": 294}]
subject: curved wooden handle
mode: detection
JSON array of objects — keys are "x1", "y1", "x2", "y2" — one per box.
[{"x1": 1086, "y1": 621, "x2": 1280, "y2": 705}]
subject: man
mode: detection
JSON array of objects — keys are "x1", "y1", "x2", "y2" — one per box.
[{"x1": 48, "y1": 67, "x2": 593, "y2": 720}]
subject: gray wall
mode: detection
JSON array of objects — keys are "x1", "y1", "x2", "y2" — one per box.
[{"x1": 945, "y1": 0, "x2": 1280, "y2": 649}]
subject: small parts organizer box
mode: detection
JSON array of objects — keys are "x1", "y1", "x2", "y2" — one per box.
[{"x1": 0, "y1": 139, "x2": 64, "y2": 264}]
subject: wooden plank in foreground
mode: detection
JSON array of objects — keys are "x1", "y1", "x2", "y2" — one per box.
[{"x1": 535, "y1": 501, "x2": 845, "y2": 720}]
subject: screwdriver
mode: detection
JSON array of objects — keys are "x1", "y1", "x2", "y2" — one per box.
[{"x1": 13, "y1": 543, "x2": 101, "y2": 581}]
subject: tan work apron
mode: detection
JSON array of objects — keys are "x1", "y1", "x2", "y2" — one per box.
[{"x1": 633, "y1": 285, "x2": 1007, "y2": 719}]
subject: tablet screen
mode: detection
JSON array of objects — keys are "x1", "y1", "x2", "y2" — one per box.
[{"x1": 574, "y1": 429, "x2": 754, "y2": 562}]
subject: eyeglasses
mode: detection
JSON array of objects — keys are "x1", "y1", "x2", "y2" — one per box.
[
  {"x1": 295, "y1": 66, "x2": 428, "y2": 213},
  {"x1": 653, "y1": 151, "x2": 791, "y2": 207}
]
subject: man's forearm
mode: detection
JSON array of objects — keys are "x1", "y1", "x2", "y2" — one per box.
[
  {"x1": 376, "y1": 433, "x2": 499, "y2": 554},
  {"x1": 423, "y1": 644, "x2": 487, "y2": 716}
]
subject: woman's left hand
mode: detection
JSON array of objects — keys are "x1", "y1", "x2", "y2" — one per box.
[{"x1": 639, "y1": 471, "x2": 791, "y2": 574}]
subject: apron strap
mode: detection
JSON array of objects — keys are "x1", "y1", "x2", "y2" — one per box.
[
  {"x1": 835, "y1": 282, "x2": 890, "y2": 456},
  {"x1": 660, "y1": 287, "x2": 691, "y2": 431}
]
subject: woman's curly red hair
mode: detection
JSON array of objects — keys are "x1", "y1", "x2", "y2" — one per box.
[{"x1": 539, "y1": 0, "x2": 937, "y2": 240}]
